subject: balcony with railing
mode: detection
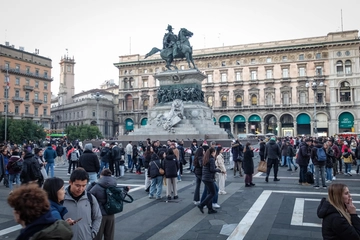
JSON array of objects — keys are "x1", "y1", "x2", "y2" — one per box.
[
  {"x1": 23, "y1": 85, "x2": 34, "y2": 91},
  {"x1": 0, "y1": 65, "x2": 53, "y2": 81},
  {"x1": 12, "y1": 96, "x2": 24, "y2": 102},
  {"x1": 33, "y1": 99, "x2": 43, "y2": 104}
]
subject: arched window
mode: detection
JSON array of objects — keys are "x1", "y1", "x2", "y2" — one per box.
[
  {"x1": 345, "y1": 60, "x2": 352, "y2": 74},
  {"x1": 221, "y1": 96, "x2": 227, "y2": 107},
  {"x1": 125, "y1": 94, "x2": 133, "y2": 110},
  {"x1": 129, "y1": 77, "x2": 134, "y2": 88},
  {"x1": 299, "y1": 92, "x2": 306, "y2": 104},
  {"x1": 143, "y1": 99, "x2": 149, "y2": 110},
  {"x1": 235, "y1": 95, "x2": 242, "y2": 106},
  {"x1": 283, "y1": 92, "x2": 290, "y2": 105},
  {"x1": 207, "y1": 96, "x2": 213, "y2": 107},
  {"x1": 336, "y1": 60, "x2": 343, "y2": 75},
  {"x1": 340, "y1": 81, "x2": 351, "y2": 102},
  {"x1": 251, "y1": 94, "x2": 257, "y2": 106},
  {"x1": 265, "y1": 93, "x2": 273, "y2": 106}
]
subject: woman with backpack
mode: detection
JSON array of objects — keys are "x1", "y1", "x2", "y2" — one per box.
[{"x1": 7, "y1": 147, "x2": 22, "y2": 194}]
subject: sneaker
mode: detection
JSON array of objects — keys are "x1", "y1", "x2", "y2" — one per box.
[
  {"x1": 212, "y1": 203, "x2": 221, "y2": 209},
  {"x1": 287, "y1": 169, "x2": 292, "y2": 171},
  {"x1": 174, "y1": 195, "x2": 179, "y2": 199},
  {"x1": 203, "y1": 205, "x2": 207, "y2": 209},
  {"x1": 332, "y1": 176, "x2": 336, "y2": 180},
  {"x1": 149, "y1": 195, "x2": 154, "y2": 199},
  {"x1": 323, "y1": 186, "x2": 327, "y2": 189},
  {"x1": 274, "y1": 178, "x2": 280, "y2": 182},
  {"x1": 295, "y1": 166, "x2": 298, "y2": 171},
  {"x1": 325, "y1": 180, "x2": 332, "y2": 183},
  {"x1": 193, "y1": 201, "x2": 200, "y2": 205},
  {"x1": 314, "y1": 186, "x2": 320, "y2": 189},
  {"x1": 250, "y1": 183, "x2": 255, "y2": 186},
  {"x1": 208, "y1": 209, "x2": 217, "y2": 214},
  {"x1": 302, "y1": 183, "x2": 311, "y2": 186},
  {"x1": 67, "y1": 173, "x2": 70, "y2": 176},
  {"x1": 348, "y1": 172, "x2": 352, "y2": 176},
  {"x1": 219, "y1": 191, "x2": 227, "y2": 195},
  {"x1": 156, "y1": 196, "x2": 162, "y2": 200},
  {"x1": 167, "y1": 196, "x2": 172, "y2": 200}
]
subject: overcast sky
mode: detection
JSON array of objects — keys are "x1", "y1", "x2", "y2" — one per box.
[{"x1": 1, "y1": 0, "x2": 360, "y2": 95}]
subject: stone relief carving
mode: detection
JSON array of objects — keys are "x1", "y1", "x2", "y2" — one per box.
[{"x1": 156, "y1": 99, "x2": 184, "y2": 132}]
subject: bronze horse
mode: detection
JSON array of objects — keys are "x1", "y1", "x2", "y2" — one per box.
[{"x1": 145, "y1": 28, "x2": 197, "y2": 70}]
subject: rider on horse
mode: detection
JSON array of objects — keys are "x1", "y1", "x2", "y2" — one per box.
[{"x1": 163, "y1": 25, "x2": 179, "y2": 57}]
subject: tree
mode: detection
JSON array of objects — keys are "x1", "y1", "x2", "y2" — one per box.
[{"x1": 65, "y1": 124, "x2": 103, "y2": 141}]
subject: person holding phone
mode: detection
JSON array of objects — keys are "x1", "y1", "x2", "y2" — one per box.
[{"x1": 317, "y1": 183, "x2": 360, "y2": 239}]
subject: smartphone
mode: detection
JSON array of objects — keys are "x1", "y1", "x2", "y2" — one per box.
[{"x1": 73, "y1": 218, "x2": 82, "y2": 224}]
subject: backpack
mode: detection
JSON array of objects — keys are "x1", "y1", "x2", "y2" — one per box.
[
  {"x1": 316, "y1": 148, "x2": 327, "y2": 161},
  {"x1": 28, "y1": 158, "x2": 42, "y2": 181},
  {"x1": 104, "y1": 186, "x2": 133, "y2": 215},
  {"x1": 11, "y1": 158, "x2": 23, "y2": 172},
  {"x1": 306, "y1": 171, "x2": 314, "y2": 184},
  {"x1": 70, "y1": 151, "x2": 79, "y2": 161}
]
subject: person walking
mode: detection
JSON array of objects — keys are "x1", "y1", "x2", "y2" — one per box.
[
  {"x1": 99, "y1": 143, "x2": 111, "y2": 177},
  {"x1": 44, "y1": 143, "x2": 57, "y2": 178},
  {"x1": 296, "y1": 138, "x2": 312, "y2": 185},
  {"x1": 197, "y1": 148, "x2": 222, "y2": 214},
  {"x1": 164, "y1": 148, "x2": 179, "y2": 200},
  {"x1": 286, "y1": 141, "x2": 298, "y2": 171},
  {"x1": 68, "y1": 146, "x2": 80, "y2": 176},
  {"x1": 193, "y1": 147, "x2": 204, "y2": 205},
  {"x1": 56, "y1": 143, "x2": 64, "y2": 166},
  {"x1": 79, "y1": 143, "x2": 100, "y2": 184},
  {"x1": 325, "y1": 142, "x2": 334, "y2": 184},
  {"x1": 7, "y1": 148, "x2": 23, "y2": 194},
  {"x1": 125, "y1": 141, "x2": 133, "y2": 173},
  {"x1": 231, "y1": 139, "x2": 243, "y2": 177},
  {"x1": 243, "y1": 142, "x2": 255, "y2": 187},
  {"x1": 264, "y1": 137, "x2": 281, "y2": 182},
  {"x1": 215, "y1": 146, "x2": 227, "y2": 194}
]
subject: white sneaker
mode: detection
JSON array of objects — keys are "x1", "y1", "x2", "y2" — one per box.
[
  {"x1": 219, "y1": 191, "x2": 227, "y2": 195},
  {"x1": 204, "y1": 205, "x2": 207, "y2": 209},
  {"x1": 325, "y1": 180, "x2": 332, "y2": 183},
  {"x1": 67, "y1": 173, "x2": 70, "y2": 176},
  {"x1": 193, "y1": 201, "x2": 200, "y2": 205},
  {"x1": 212, "y1": 203, "x2": 221, "y2": 209},
  {"x1": 332, "y1": 176, "x2": 336, "y2": 180}
]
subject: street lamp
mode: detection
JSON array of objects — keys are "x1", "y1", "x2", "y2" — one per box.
[
  {"x1": 306, "y1": 79, "x2": 324, "y2": 136},
  {"x1": 92, "y1": 92, "x2": 102, "y2": 129},
  {"x1": 4, "y1": 69, "x2": 9, "y2": 143}
]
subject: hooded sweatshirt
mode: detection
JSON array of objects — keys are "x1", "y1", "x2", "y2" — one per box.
[
  {"x1": 317, "y1": 198, "x2": 360, "y2": 239},
  {"x1": 264, "y1": 139, "x2": 281, "y2": 160}
]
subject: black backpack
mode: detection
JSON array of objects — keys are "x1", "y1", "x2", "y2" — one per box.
[
  {"x1": 11, "y1": 158, "x2": 23, "y2": 172},
  {"x1": 28, "y1": 158, "x2": 42, "y2": 181}
]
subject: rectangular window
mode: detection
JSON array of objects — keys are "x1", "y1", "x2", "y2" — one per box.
[
  {"x1": 44, "y1": 71, "x2": 48, "y2": 78},
  {"x1": 35, "y1": 69, "x2": 39, "y2": 76},
  {"x1": 155, "y1": 79, "x2": 160, "y2": 87},
  {"x1": 26, "y1": 79, "x2": 30, "y2": 85},
  {"x1": 15, "y1": 77, "x2": 20, "y2": 85},
  {"x1": 77, "y1": 112, "x2": 79, "y2": 118},
  {"x1": 35, "y1": 107, "x2": 38, "y2": 116},
  {"x1": 44, "y1": 94, "x2": 48, "y2": 103},
  {"x1": 316, "y1": 53, "x2": 321, "y2": 59},
  {"x1": 35, "y1": 81, "x2": 39, "y2": 88},
  {"x1": 44, "y1": 83, "x2": 48, "y2": 90},
  {"x1": 251, "y1": 58, "x2": 256, "y2": 64},
  {"x1": 299, "y1": 54, "x2": 304, "y2": 60},
  {"x1": 235, "y1": 72, "x2": 241, "y2": 81},
  {"x1": 316, "y1": 66, "x2": 323, "y2": 76},
  {"x1": 5, "y1": 63, "x2": 9, "y2": 69},
  {"x1": 251, "y1": 70, "x2": 257, "y2": 80},
  {"x1": 282, "y1": 56, "x2": 288, "y2": 62},
  {"x1": 4, "y1": 104, "x2": 7, "y2": 112},
  {"x1": 317, "y1": 93, "x2": 323, "y2": 104},
  {"x1": 207, "y1": 74, "x2": 213, "y2": 83},
  {"x1": 105, "y1": 111, "x2": 108, "y2": 117},
  {"x1": 282, "y1": 68, "x2": 289, "y2": 78},
  {"x1": 26, "y1": 66, "x2": 30, "y2": 73},
  {"x1": 15, "y1": 65, "x2": 20, "y2": 72},
  {"x1": 143, "y1": 79, "x2": 148, "y2": 88},
  {"x1": 15, "y1": 90, "x2": 20, "y2": 97},
  {"x1": 207, "y1": 63, "x2": 211, "y2": 68},
  {"x1": 266, "y1": 69, "x2": 273, "y2": 79},
  {"x1": 4, "y1": 88, "x2": 8, "y2": 98},
  {"x1": 299, "y1": 67, "x2": 306, "y2": 77},
  {"x1": 81, "y1": 111, "x2": 83, "y2": 117},
  {"x1": 15, "y1": 106, "x2": 19, "y2": 114},
  {"x1": 34, "y1": 93, "x2": 39, "y2": 100},
  {"x1": 144, "y1": 69, "x2": 148, "y2": 74},
  {"x1": 266, "y1": 57, "x2": 272, "y2": 63},
  {"x1": 92, "y1": 111, "x2": 95, "y2": 117},
  {"x1": 43, "y1": 108, "x2": 47, "y2": 116},
  {"x1": 25, "y1": 92, "x2": 29, "y2": 100},
  {"x1": 221, "y1": 61, "x2": 226, "y2": 66},
  {"x1": 67, "y1": 66, "x2": 71, "y2": 72},
  {"x1": 221, "y1": 73, "x2": 227, "y2": 82},
  {"x1": 25, "y1": 106, "x2": 29, "y2": 114}
]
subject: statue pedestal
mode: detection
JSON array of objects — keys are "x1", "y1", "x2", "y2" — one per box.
[{"x1": 129, "y1": 69, "x2": 228, "y2": 140}]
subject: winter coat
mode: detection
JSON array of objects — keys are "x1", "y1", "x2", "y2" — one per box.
[
  {"x1": 264, "y1": 140, "x2": 281, "y2": 160},
  {"x1": 56, "y1": 146, "x2": 64, "y2": 157},
  {"x1": 325, "y1": 147, "x2": 334, "y2": 168},
  {"x1": 281, "y1": 143, "x2": 289, "y2": 156},
  {"x1": 20, "y1": 152, "x2": 43, "y2": 184},
  {"x1": 7, "y1": 154, "x2": 22, "y2": 175},
  {"x1": 193, "y1": 156, "x2": 203, "y2": 176},
  {"x1": 49, "y1": 200, "x2": 68, "y2": 220},
  {"x1": 88, "y1": 176, "x2": 117, "y2": 216},
  {"x1": 201, "y1": 156, "x2": 220, "y2": 182},
  {"x1": 287, "y1": 145, "x2": 296, "y2": 158},
  {"x1": 190, "y1": 144, "x2": 198, "y2": 156},
  {"x1": 16, "y1": 210, "x2": 72, "y2": 240},
  {"x1": 311, "y1": 144, "x2": 326, "y2": 166},
  {"x1": 317, "y1": 198, "x2": 360, "y2": 240},
  {"x1": 332, "y1": 144, "x2": 341, "y2": 159},
  {"x1": 144, "y1": 153, "x2": 152, "y2": 168},
  {"x1": 164, "y1": 154, "x2": 179, "y2": 178},
  {"x1": 110, "y1": 146, "x2": 121, "y2": 161},
  {"x1": 0, "y1": 154, "x2": 5, "y2": 177},
  {"x1": 63, "y1": 187, "x2": 102, "y2": 240},
  {"x1": 215, "y1": 154, "x2": 226, "y2": 173},
  {"x1": 79, "y1": 150, "x2": 100, "y2": 173},
  {"x1": 259, "y1": 141, "x2": 265, "y2": 158},
  {"x1": 177, "y1": 145, "x2": 185, "y2": 164},
  {"x1": 125, "y1": 143, "x2": 133, "y2": 155},
  {"x1": 100, "y1": 147, "x2": 111, "y2": 163},
  {"x1": 43, "y1": 146, "x2": 57, "y2": 164},
  {"x1": 243, "y1": 147, "x2": 254, "y2": 175},
  {"x1": 231, "y1": 142, "x2": 241, "y2": 161},
  {"x1": 296, "y1": 141, "x2": 311, "y2": 166},
  {"x1": 148, "y1": 159, "x2": 164, "y2": 178}
]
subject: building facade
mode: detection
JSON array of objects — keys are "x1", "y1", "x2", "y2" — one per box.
[
  {"x1": 113, "y1": 30, "x2": 360, "y2": 137},
  {"x1": 0, "y1": 43, "x2": 53, "y2": 129},
  {"x1": 51, "y1": 56, "x2": 117, "y2": 138}
]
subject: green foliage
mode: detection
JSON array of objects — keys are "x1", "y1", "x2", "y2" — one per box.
[
  {"x1": 65, "y1": 124, "x2": 103, "y2": 141},
  {"x1": 0, "y1": 118, "x2": 46, "y2": 144}
]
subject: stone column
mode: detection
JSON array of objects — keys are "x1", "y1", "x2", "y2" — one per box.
[
  {"x1": 261, "y1": 121, "x2": 265, "y2": 134},
  {"x1": 230, "y1": 122, "x2": 234, "y2": 134},
  {"x1": 310, "y1": 121, "x2": 314, "y2": 136},
  {"x1": 277, "y1": 121, "x2": 281, "y2": 137},
  {"x1": 293, "y1": 121, "x2": 297, "y2": 137},
  {"x1": 245, "y1": 122, "x2": 249, "y2": 134}
]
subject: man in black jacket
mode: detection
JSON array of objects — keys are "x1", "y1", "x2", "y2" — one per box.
[
  {"x1": 79, "y1": 143, "x2": 100, "y2": 184},
  {"x1": 264, "y1": 137, "x2": 281, "y2": 182},
  {"x1": 110, "y1": 142, "x2": 122, "y2": 178},
  {"x1": 296, "y1": 138, "x2": 312, "y2": 185},
  {"x1": 98, "y1": 143, "x2": 111, "y2": 177}
]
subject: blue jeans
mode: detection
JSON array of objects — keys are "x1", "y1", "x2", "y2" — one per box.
[
  {"x1": 201, "y1": 181, "x2": 218, "y2": 203},
  {"x1": 308, "y1": 163, "x2": 314, "y2": 173},
  {"x1": 281, "y1": 156, "x2": 286, "y2": 166},
  {"x1": 200, "y1": 180, "x2": 216, "y2": 209},
  {"x1": 326, "y1": 168, "x2": 333, "y2": 181},
  {"x1": 356, "y1": 160, "x2": 360, "y2": 173},
  {"x1": 345, "y1": 163, "x2": 352, "y2": 173},
  {"x1": 193, "y1": 174, "x2": 202, "y2": 202},
  {"x1": 46, "y1": 163, "x2": 54, "y2": 177},
  {"x1": 88, "y1": 172, "x2": 97, "y2": 184},
  {"x1": 286, "y1": 156, "x2": 297, "y2": 170},
  {"x1": 99, "y1": 161, "x2": 109, "y2": 175},
  {"x1": 150, "y1": 175, "x2": 163, "y2": 198},
  {"x1": 314, "y1": 165, "x2": 326, "y2": 187},
  {"x1": 9, "y1": 173, "x2": 20, "y2": 191},
  {"x1": 127, "y1": 155, "x2": 133, "y2": 170}
]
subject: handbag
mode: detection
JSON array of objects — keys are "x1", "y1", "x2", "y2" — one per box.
[
  {"x1": 237, "y1": 155, "x2": 244, "y2": 162},
  {"x1": 257, "y1": 161, "x2": 267, "y2": 173},
  {"x1": 104, "y1": 186, "x2": 133, "y2": 215},
  {"x1": 154, "y1": 161, "x2": 164, "y2": 175}
]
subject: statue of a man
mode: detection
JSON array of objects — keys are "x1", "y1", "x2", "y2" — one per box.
[{"x1": 163, "y1": 25, "x2": 179, "y2": 57}]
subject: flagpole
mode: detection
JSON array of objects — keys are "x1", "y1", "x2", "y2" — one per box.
[{"x1": 5, "y1": 68, "x2": 9, "y2": 143}]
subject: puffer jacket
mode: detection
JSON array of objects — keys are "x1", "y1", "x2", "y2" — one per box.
[
  {"x1": 79, "y1": 150, "x2": 100, "y2": 173},
  {"x1": 164, "y1": 154, "x2": 179, "y2": 178},
  {"x1": 88, "y1": 176, "x2": 117, "y2": 216},
  {"x1": 296, "y1": 141, "x2": 311, "y2": 166},
  {"x1": 148, "y1": 158, "x2": 164, "y2": 178},
  {"x1": 100, "y1": 147, "x2": 111, "y2": 163},
  {"x1": 43, "y1": 146, "x2": 57, "y2": 164},
  {"x1": 16, "y1": 210, "x2": 72, "y2": 240},
  {"x1": 317, "y1": 198, "x2": 360, "y2": 239},
  {"x1": 201, "y1": 156, "x2": 221, "y2": 182},
  {"x1": 49, "y1": 200, "x2": 68, "y2": 220},
  {"x1": 264, "y1": 140, "x2": 281, "y2": 160},
  {"x1": 7, "y1": 154, "x2": 22, "y2": 175},
  {"x1": 193, "y1": 156, "x2": 203, "y2": 176}
]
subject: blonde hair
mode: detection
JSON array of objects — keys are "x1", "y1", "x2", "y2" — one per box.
[{"x1": 328, "y1": 183, "x2": 351, "y2": 225}]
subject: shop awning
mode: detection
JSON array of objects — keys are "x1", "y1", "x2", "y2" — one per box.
[
  {"x1": 297, "y1": 113, "x2": 310, "y2": 124},
  {"x1": 339, "y1": 112, "x2": 354, "y2": 128},
  {"x1": 141, "y1": 118, "x2": 148, "y2": 126},
  {"x1": 125, "y1": 118, "x2": 134, "y2": 130},
  {"x1": 219, "y1": 115, "x2": 231, "y2": 123},
  {"x1": 234, "y1": 115, "x2": 246, "y2": 123},
  {"x1": 248, "y1": 115, "x2": 261, "y2": 122}
]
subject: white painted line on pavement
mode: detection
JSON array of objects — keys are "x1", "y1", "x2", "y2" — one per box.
[
  {"x1": 253, "y1": 172, "x2": 263, "y2": 177},
  {"x1": 227, "y1": 190, "x2": 272, "y2": 240},
  {"x1": 254, "y1": 174, "x2": 360, "y2": 182},
  {"x1": 0, "y1": 224, "x2": 22, "y2": 236},
  {"x1": 291, "y1": 198, "x2": 321, "y2": 227}
]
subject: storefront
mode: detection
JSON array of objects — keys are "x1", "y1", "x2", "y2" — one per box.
[
  {"x1": 219, "y1": 115, "x2": 231, "y2": 132},
  {"x1": 338, "y1": 112, "x2": 354, "y2": 132},
  {"x1": 141, "y1": 118, "x2": 148, "y2": 126},
  {"x1": 297, "y1": 113, "x2": 311, "y2": 135},
  {"x1": 248, "y1": 115, "x2": 261, "y2": 134},
  {"x1": 234, "y1": 115, "x2": 246, "y2": 134},
  {"x1": 316, "y1": 113, "x2": 328, "y2": 136},
  {"x1": 125, "y1": 118, "x2": 134, "y2": 132}
]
